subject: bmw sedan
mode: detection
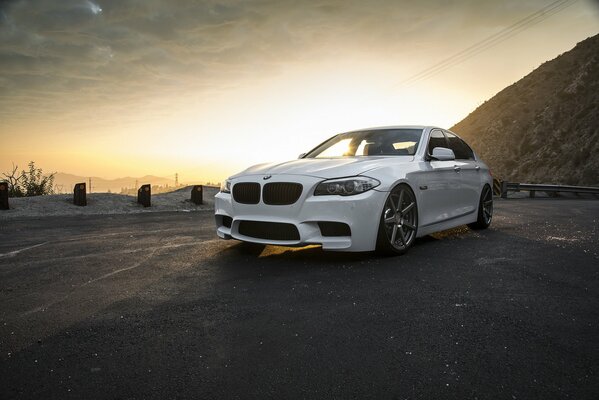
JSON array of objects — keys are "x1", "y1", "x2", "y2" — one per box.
[{"x1": 215, "y1": 126, "x2": 493, "y2": 255}]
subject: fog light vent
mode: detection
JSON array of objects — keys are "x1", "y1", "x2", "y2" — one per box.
[
  {"x1": 318, "y1": 221, "x2": 351, "y2": 237},
  {"x1": 216, "y1": 215, "x2": 233, "y2": 228}
]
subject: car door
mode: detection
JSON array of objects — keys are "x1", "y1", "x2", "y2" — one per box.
[
  {"x1": 444, "y1": 131, "x2": 479, "y2": 215},
  {"x1": 416, "y1": 129, "x2": 463, "y2": 227}
]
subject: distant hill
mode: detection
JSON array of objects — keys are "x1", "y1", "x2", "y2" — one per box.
[
  {"x1": 451, "y1": 34, "x2": 599, "y2": 186},
  {"x1": 53, "y1": 173, "x2": 177, "y2": 193}
]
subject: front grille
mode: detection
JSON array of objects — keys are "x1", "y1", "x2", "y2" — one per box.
[
  {"x1": 238, "y1": 221, "x2": 300, "y2": 241},
  {"x1": 318, "y1": 221, "x2": 352, "y2": 237},
  {"x1": 233, "y1": 182, "x2": 260, "y2": 204},
  {"x1": 263, "y1": 183, "x2": 303, "y2": 205}
]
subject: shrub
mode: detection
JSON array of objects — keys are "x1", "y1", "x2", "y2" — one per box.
[{"x1": 2, "y1": 161, "x2": 56, "y2": 197}]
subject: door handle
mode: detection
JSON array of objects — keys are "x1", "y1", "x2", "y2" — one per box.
[
  {"x1": 453, "y1": 166, "x2": 461, "y2": 172},
  {"x1": 475, "y1": 165, "x2": 480, "y2": 171}
]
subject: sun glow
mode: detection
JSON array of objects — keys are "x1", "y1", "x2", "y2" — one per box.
[
  {"x1": 140, "y1": 60, "x2": 470, "y2": 181},
  {"x1": 2, "y1": 59, "x2": 486, "y2": 183}
]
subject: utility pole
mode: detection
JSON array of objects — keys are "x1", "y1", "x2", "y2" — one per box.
[
  {"x1": 88, "y1": 178, "x2": 92, "y2": 194},
  {"x1": 135, "y1": 179, "x2": 138, "y2": 190},
  {"x1": 175, "y1": 173, "x2": 178, "y2": 187}
]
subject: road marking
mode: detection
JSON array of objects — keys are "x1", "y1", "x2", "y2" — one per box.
[
  {"x1": 80, "y1": 242, "x2": 197, "y2": 286},
  {"x1": 21, "y1": 246, "x2": 161, "y2": 316},
  {"x1": 14, "y1": 241, "x2": 207, "y2": 265},
  {"x1": 546, "y1": 236, "x2": 578, "y2": 242},
  {"x1": 53, "y1": 227, "x2": 206, "y2": 243},
  {"x1": 19, "y1": 240, "x2": 214, "y2": 316},
  {"x1": 0, "y1": 242, "x2": 48, "y2": 258}
]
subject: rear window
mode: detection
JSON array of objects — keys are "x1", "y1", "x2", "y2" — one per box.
[{"x1": 445, "y1": 131, "x2": 475, "y2": 160}]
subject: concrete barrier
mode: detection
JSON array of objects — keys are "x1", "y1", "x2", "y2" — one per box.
[
  {"x1": 0, "y1": 181, "x2": 8, "y2": 210},
  {"x1": 73, "y1": 182, "x2": 87, "y2": 206},
  {"x1": 191, "y1": 185, "x2": 203, "y2": 205},
  {"x1": 137, "y1": 184, "x2": 151, "y2": 207}
]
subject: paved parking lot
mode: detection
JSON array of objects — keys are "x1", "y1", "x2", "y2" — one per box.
[{"x1": 1, "y1": 199, "x2": 598, "y2": 399}]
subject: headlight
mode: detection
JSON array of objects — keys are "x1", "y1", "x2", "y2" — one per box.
[
  {"x1": 314, "y1": 176, "x2": 380, "y2": 196},
  {"x1": 220, "y1": 179, "x2": 231, "y2": 193}
]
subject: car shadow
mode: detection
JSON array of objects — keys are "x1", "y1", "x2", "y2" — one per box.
[{"x1": 217, "y1": 224, "x2": 480, "y2": 269}]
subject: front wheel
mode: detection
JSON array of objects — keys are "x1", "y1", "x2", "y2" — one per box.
[
  {"x1": 376, "y1": 184, "x2": 418, "y2": 256},
  {"x1": 468, "y1": 184, "x2": 493, "y2": 230}
]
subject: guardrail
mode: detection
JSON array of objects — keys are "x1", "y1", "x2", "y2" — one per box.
[{"x1": 500, "y1": 181, "x2": 599, "y2": 198}]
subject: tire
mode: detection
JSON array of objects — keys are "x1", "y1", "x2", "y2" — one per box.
[
  {"x1": 376, "y1": 184, "x2": 418, "y2": 256},
  {"x1": 468, "y1": 184, "x2": 493, "y2": 230}
]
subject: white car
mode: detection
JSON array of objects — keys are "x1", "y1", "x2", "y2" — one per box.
[{"x1": 215, "y1": 126, "x2": 493, "y2": 255}]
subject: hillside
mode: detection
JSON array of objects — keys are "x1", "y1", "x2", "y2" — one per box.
[
  {"x1": 52, "y1": 173, "x2": 177, "y2": 193},
  {"x1": 451, "y1": 34, "x2": 599, "y2": 186}
]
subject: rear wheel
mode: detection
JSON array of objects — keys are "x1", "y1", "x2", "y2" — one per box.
[
  {"x1": 376, "y1": 184, "x2": 418, "y2": 255},
  {"x1": 468, "y1": 184, "x2": 493, "y2": 230}
]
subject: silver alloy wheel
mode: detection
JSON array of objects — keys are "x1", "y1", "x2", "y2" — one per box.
[
  {"x1": 482, "y1": 185, "x2": 493, "y2": 224},
  {"x1": 383, "y1": 186, "x2": 417, "y2": 250}
]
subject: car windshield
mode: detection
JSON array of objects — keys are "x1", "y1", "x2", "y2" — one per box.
[{"x1": 305, "y1": 128, "x2": 423, "y2": 158}]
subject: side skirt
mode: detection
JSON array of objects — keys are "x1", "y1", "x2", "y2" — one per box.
[{"x1": 416, "y1": 211, "x2": 477, "y2": 237}]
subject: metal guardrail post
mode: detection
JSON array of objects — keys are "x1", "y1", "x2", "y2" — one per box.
[
  {"x1": 191, "y1": 185, "x2": 203, "y2": 205},
  {"x1": 137, "y1": 184, "x2": 151, "y2": 207},
  {"x1": 500, "y1": 181, "x2": 508, "y2": 198},
  {"x1": 492, "y1": 178, "x2": 502, "y2": 196},
  {"x1": 0, "y1": 181, "x2": 9, "y2": 210},
  {"x1": 73, "y1": 182, "x2": 87, "y2": 206}
]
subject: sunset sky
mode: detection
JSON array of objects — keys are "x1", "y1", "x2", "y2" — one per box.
[{"x1": 2, "y1": 0, "x2": 598, "y2": 183}]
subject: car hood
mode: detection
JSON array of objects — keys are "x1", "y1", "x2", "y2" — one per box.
[{"x1": 231, "y1": 156, "x2": 414, "y2": 179}]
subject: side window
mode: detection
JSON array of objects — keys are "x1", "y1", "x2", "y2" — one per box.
[
  {"x1": 460, "y1": 139, "x2": 475, "y2": 160},
  {"x1": 445, "y1": 131, "x2": 475, "y2": 160},
  {"x1": 427, "y1": 130, "x2": 447, "y2": 155}
]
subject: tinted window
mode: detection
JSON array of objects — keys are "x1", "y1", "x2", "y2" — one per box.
[
  {"x1": 445, "y1": 131, "x2": 475, "y2": 160},
  {"x1": 427, "y1": 130, "x2": 447, "y2": 155}
]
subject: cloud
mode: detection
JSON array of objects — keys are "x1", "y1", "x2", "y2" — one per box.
[{"x1": 0, "y1": 0, "x2": 584, "y2": 127}]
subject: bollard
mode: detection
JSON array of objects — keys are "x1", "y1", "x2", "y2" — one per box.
[
  {"x1": 137, "y1": 184, "x2": 151, "y2": 207},
  {"x1": 0, "y1": 181, "x2": 8, "y2": 210},
  {"x1": 73, "y1": 182, "x2": 87, "y2": 206},
  {"x1": 191, "y1": 185, "x2": 203, "y2": 205}
]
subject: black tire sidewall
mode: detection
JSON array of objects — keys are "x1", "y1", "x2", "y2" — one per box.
[{"x1": 470, "y1": 185, "x2": 492, "y2": 230}]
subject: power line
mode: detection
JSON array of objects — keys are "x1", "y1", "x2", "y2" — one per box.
[
  {"x1": 395, "y1": 0, "x2": 577, "y2": 88},
  {"x1": 397, "y1": 0, "x2": 574, "y2": 86}
]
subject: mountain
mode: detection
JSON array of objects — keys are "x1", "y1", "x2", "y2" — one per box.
[
  {"x1": 451, "y1": 34, "x2": 599, "y2": 186},
  {"x1": 52, "y1": 173, "x2": 177, "y2": 193}
]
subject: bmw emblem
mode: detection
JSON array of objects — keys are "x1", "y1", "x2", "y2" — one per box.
[{"x1": 263, "y1": 175, "x2": 272, "y2": 180}]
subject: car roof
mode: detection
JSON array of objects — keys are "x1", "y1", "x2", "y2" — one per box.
[{"x1": 341, "y1": 125, "x2": 440, "y2": 134}]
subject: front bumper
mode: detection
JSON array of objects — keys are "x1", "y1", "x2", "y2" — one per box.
[{"x1": 214, "y1": 174, "x2": 387, "y2": 252}]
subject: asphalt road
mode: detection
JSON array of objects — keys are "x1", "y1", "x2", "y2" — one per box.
[{"x1": 1, "y1": 199, "x2": 598, "y2": 399}]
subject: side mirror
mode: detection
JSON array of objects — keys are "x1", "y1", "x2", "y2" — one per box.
[
  {"x1": 430, "y1": 147, "x2": 455, "y2": 161},
  {"x1": 298, "y1": 153, "x2": 307, "y2": 159}
]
